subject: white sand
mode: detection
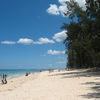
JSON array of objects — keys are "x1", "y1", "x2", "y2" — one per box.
[{"x1": 0, "y1": 69, "x2": 100, "y2": 100}]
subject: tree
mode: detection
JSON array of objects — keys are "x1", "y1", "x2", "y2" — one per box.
[{"x1": 62, "y1": 0, "x2": 100, "y2": 68}]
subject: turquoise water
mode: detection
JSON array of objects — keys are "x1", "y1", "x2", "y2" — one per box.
[{"x1": 0, "y1": 69, "x2": 43, "y2": 80}]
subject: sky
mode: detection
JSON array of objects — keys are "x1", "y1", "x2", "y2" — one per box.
[{"x1": 0, "y1": 0, "x2": 85, "y2": 69}]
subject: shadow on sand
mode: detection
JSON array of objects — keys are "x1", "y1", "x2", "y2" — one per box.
[
  {"x1": 81, "y1": 81, "x2": 100, "y2": 99},
  {"x1": 49, "y1": 69, "x2": 100, "y2": 78},
  {"x1": 48, "y1": 69, "x2": 100, "y2": 99}
]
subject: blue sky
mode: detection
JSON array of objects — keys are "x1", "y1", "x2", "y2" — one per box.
[{"x1": 0, "y1": 0, "x2": 85, "y2": 69}]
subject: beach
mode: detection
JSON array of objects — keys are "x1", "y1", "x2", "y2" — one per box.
[{"x1": 0, "y1": 69, "x2": 100, "y2": 100}]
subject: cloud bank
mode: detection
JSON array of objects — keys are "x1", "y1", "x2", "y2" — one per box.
[{"x1": 0, "y1": 30, "x2": 67, "y2": 45}]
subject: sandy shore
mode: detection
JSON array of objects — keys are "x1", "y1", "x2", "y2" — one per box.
[{"x1": 0, "y1": 69, "x2": 100, "y2": 100}]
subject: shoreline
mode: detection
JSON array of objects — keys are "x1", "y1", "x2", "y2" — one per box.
[{"x1": 0, "y1": 69, "x2": 43, "y2": 82}]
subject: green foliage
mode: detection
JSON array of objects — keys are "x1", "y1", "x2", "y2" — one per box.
[{"x1": 62, "y1": 0, "x2": 100, "y2": 68}]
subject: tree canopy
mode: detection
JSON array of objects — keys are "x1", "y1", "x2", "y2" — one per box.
[{"x1": 62, "y1": 0, "x2": 100, "y2": 68}]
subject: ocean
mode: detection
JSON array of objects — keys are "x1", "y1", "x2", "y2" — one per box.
[{"x1": 0, "y1": 69, "x2": 45, "y2": 80}]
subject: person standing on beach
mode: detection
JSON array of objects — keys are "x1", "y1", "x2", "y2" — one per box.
[
  {"x1": 1, "y1": 74, "x2": 7, "y2": 84},
  {"x1": 4, "y1": 74, "x2": 7, "y2": 84}
]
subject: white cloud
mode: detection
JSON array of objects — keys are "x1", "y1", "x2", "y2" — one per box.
[
  {"x1": 47, "y1": 4, "x2": 66, "y2": 16},
  {"x1": 34, "y1": 38, "x2": 55, "y2": 44},
  {"x1": 17, "y1": 38, "x2": 34, "y2": 44},
  {"x1": 47, "y1": 0, "x2": 86, "y2": 16},
  {"x1": 58, "y1": 0, "x2": 69, "y2": 4},
  {"x1": 76, "y1": 0, "x2": 86, "y2": 9},
  {"x1": 1, "y1": 41, "x2": 16, "y2": 44},
  {"x1": 53, "y1": 30, "x2": 67, "y2": 42},
  {"x1": 47, "y1": 4, "x2": 60, "y2": 15},
  {"x1": 1, "y1": 37, "x2": 55, "y2": 45},
  {"x1": 59, "y1": 5, "x2": 67, "y2": 16},
  {"x1": 48, "y1": 50, "x2": 65, "y2": 55},
  {"x1": 0, "y1": 31, "x2": 67, "y2": 45}
]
